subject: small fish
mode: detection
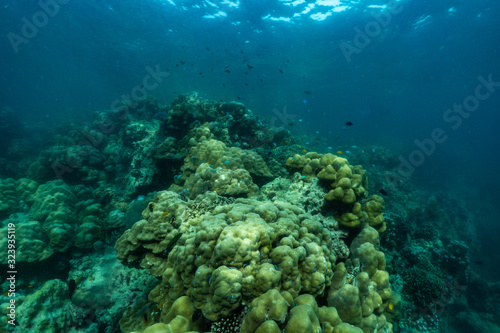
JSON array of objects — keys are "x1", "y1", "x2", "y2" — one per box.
[
  {"x1": 304, "y1": 91, "x2": 311, "y2": 95},
  {"x1": 157, "y1": 301, "x2": 165, "y2": 309},
  {"x1": 170, "y1": 153, "x2": 184, "y2": 159},
  {"x1": 162, "y1": 211, "x2": 169, "y2": 216},
  {"x1": 143, "y1": 312, "x2": 147, "y2": 324},
  {"x1": 272, "y1": 147, "x2": 282, "y2": 153},
  {"x1": 345, "y1": 121, "x2": 353, "y2": 126},
  {"x1": 149, "y1": 203, "x2": 155, "y2": 212},
  {"x1": 162, "y1": 233, "x2": 182, "y2": 257},
  {"x1": 378, "y1": 188, "x2": 388, "y2": 196},
  {"x1": 224, "y1": 69, "x2": 231, "y2": 73},
  {"x1": 237, "y1": 96, "x2": 241, "y2": 100},
  {"x1": 28, "y1": 285, "x2": 34, "y2": 288},
  {"x1": 279, "y1": 69, "x2": 284, "y2": 73},
  {"x1": 88, "y1": 277, "x2": 94, "y2": 281},
  {"x1": 388, "y1": 302, "x2": 394, "y2": 311},
  {"x1": 224, "y1": 160, "x2": 230, "y2": 164},
  {"x1": 246, "y1": 64, "x2": 254, "y2": 70},
  {"x1": 136, "y1": 303, "x2": 152, "y2": 319},
  {"x1": 336, "y1": 151, "x2": 344, "y2": 155},
  {"x1": 18, "y1": 245, "x2": 28, "y2": 252}
]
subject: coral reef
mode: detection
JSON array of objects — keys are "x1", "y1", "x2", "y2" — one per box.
[
  {"x1": 2, "y1": 93, "x2": 492, "y2": 333},
  {"x1": 115, "y1": 186, "x2": 395, "y2": 332}
]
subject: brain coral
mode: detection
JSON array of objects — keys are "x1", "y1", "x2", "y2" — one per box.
[{"x1": 115, "y1": 191, "x2": 342, "y2": 321}]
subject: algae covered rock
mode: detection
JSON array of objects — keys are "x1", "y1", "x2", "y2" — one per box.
[
  {"x1": 16, "y1": 279, "x2": 68, "y2": 332},
  {"x1": 0, "y1": 178, "x2": 38, "y2": 217},
  {"x1": 0, "y1": 216, "x2": 52, "y2": 263}
]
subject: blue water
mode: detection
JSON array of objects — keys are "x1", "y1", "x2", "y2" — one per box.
[{"x1": 1, "y1": 0, "x2": 499, "y2": 332}]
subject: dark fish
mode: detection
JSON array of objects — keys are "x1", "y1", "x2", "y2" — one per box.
[
  {"x1": 304, "y1": 91, "x2": 311, "y2": 95},
  {"x1": 345, "y1": 121, "x2": 353, "y2": 126},
  {"x1": 136, "y1": 303, "x2": 152, "y2": 319},
  {"x1": 237, "y1": 96, "x2": 241, "y2": 100},
  {"x1": 378, "y1": 188, "x2": 388, "y2": 196},
  {"x1": 179, "y1": 60, "x2": 185, "y2": 65},
  {"x1": 244, "y1": 83, "x2": 249, "y2": 86},
  {"x1": 162, "y1": 233, "x2": 182, "y2": 257},
  {"x1": 222, "y1": 83, "x2": 226, "y2": 88},
  {"x1": 279, "y1": 69, "x2": 284, "y2": 73},
  {"x1": 246, "y1": 64, "x2": 254, "y2": 70},
  {"x1": 473, "y1": 260, "x2": 484, "y2": 265},
  {"x1": 204, "y1": 46, "x2": 210, "y2": 51},
  {"x1": 149, "y1": 203, "x2": 155, "y2": 212},
  {"x1": 68, "y1": 279, "x2": 76, "y2": 299},
  {"x1": 244, "y1": 72, "x2": 249, "y2": 75},
  {"x1": 224, "y1": 69, "x2": 231, "y2": 73}
]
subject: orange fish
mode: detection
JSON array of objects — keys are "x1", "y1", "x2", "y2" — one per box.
[
  {"x1": 336, "y1": 151, "x2": 344, "y2": 155},
  {"x1": 162, "y1": 211, "x2": 169, "y2": 216}
]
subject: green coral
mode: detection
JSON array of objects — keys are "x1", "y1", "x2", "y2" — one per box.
[{"x1": 116, "y1": 191, "x2": 337, "y2": 321}]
